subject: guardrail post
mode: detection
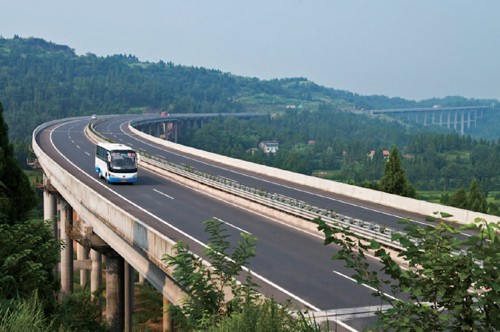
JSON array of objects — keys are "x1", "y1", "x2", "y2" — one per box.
[
  {"x1": 106, "y1": 254, "x2": 125, "y2": 332},
  {"x1": 124, "y1": 261, "x2": 134, "y2": 332},
  {"x1": 90, "y1": 249, "x2": 102, "y2": 319},
  {"x1": 60, "y1": 198, "x2": 74, "y2": 300}
]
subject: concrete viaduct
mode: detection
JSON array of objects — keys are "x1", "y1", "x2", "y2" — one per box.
[
  {"x1": 34, "y1": 114, "x2": 498, "y2": 332},
  {"x1": 368, "y1": 106, "x2": 488, "y2": 135},
  {"x1": 132, "y1": 113, "x2": 265, "y2": 143}
]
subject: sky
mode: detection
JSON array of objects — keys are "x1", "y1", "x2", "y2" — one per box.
[{"x1": 1, "y1": 0, "x2": 499, "y2": 101}]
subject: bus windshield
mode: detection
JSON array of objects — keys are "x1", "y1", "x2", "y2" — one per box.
[{"x1": 110, "y1": 151, "x2": 137, "y2": 170}]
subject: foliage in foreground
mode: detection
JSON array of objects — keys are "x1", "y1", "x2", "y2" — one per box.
[
  {"x1": 0, "y1": 293, "x2": 54, "y2": 332},
  {"x1": 319, "y1": 215, "x2": 500, "y2": 331},
  {"x1": 163, "y1": 219, "x2": 259, "y2": 331},
  {"x1": 0, "y1": 215, "x2": 59, "y2": 315},
  {"x1": 163, "y1": 219, "x2": 326, "y2": 332},
  {"x1": 57, "y1": 289, "x2": 109, "y2": 332},
  {"x1": 0, "y1": 290, "x2": 108, "y2": 332},
  {"x1": 204, "y1": 298, "x2": 323, "y2": 332}
]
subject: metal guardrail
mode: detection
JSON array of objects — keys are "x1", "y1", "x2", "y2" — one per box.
[{"x1": 141, "y1": 155, "x2": 407, "y2": 251}]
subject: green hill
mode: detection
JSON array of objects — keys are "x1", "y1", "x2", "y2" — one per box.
[{"x1": 0, "y1": 36, "x2": 498, "y2": 143}]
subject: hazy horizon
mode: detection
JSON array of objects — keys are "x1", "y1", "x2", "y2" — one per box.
[{"x1": 2, "y1": 0, "x2": 499, "y2": 102}]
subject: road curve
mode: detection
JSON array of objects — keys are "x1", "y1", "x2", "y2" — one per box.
[{"x1": 38, "y1": 116, "x2": 405, "y2": 332}]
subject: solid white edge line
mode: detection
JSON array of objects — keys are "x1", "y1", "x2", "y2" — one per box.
[
  {"x1": 214, "y1": 217, "x2": 250, "y2": 234},
  {"x1": 333, "y1": 271, "x2": 397, "y2": 300},
  {"x1": 153, "y1": 188, "x2": 174, "y2": 200},
  {"x1": 49, "y1": 120, "x2": 321, "y2": 312}
]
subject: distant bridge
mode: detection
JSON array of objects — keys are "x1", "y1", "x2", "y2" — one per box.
[
  {"x1": 131, "y1": 113, "x2": 266, "y2": 143},
  {"x1": 368, "y1": 106, "x2": 489, "y2": 134}
]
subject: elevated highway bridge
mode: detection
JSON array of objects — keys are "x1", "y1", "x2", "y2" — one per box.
[
  {"x1": 34, "y1": 114, "x2": 497, "y2": 332},
  {"x1": 368, "y1": 105, "x2": 488, "y2": 134}
]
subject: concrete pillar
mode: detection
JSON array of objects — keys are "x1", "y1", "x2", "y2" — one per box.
[
  {"x1": 106, "y1": 255, "x2": 124, "y2": 332},
  {"x1": 201, "y1": 119, "x2": 204, "y2": 128},
  {"x1": 156, "y1": 123, "x2": 161, "y2": 138},
  {"x1": 44, "y1": 189, "x2": 58, "y2": 279},
  {"x1": 148, "y1": 124, "x2": 152, "y2": 135},
  {"x1": 447, "y1": 112, "x2": 451, "y2": 128},
  {"x1": 440, "y1": 112, "x2": 443, "y2": 126},
  {"x1": 139, "y1": 274, "x2": 146, "y2": 284},
  {"x1": 124, "y1": 262, "x2": 134, "y2": 332},
  {"x1": 77, "y1": 244, "x2": 89, "y2": 286},
  {"x1": 163, "y1": 123, "x2": 168, "y2": 140},
  {"x1": 454, "y1": 111, "x2": 458, "y2": 131},
  {"x1": 424, "y1": 112, "x2": 427, "y2": 125},
  {"x1": 163, "y1": 296, "x2": 173, "y2": 331},
  {"x1": 467, "y1": 111, "x2": 471, "y2": 130},
  {"x1": 461, "y1": 112, "x2": 465, "y2": 135},
  {"x1": 174, "y1": 122, "x2": 178, "y2": 143},
  {"x1": 90, "y1": 249, "x2": 102, "y2": 317},
  {"x1": 60, "y1": 199, "x2": 73, "y2": 301}
]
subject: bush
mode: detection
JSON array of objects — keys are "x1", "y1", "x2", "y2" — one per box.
[{"x1": 0, "y1": 292, "x2": 54, "y2": 332}]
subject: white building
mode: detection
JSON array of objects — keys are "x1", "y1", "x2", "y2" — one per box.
[{"x1": 259, "y1": 141, "x2": 279, "y2": 153}]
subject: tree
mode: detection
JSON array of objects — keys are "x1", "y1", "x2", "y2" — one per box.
[
  {"x1": 162, "y1": 219, "x2": 259, "y2": 331},
  {"x1": 0, "y1": 102, "x2": 38, "y2": 224},
  {"x1": 379, "y1": 145, "x2": 418, "y2": 198},
  {"x1": 318, "y1": 215, "x2": 500, "y2": 331},
  {"x1": 447, "y1": 186, "x2": 469, "y2": 209},
  {"x1": 0, "y1": 215, "x2": 60, "y2": 315},
  {"x1": 468, "y1": 178, "x2": 488, "y2": 213}
]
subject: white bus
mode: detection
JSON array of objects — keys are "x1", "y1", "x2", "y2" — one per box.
[{"x1": 95, "y1": 143, "x2": 138, "y2": 183}]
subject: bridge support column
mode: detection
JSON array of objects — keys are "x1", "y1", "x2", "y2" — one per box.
[
  {"x1": 148, "y1": 124, "x2": 152, "y2": 136},
  {"x1": 447, "y1": 112, "x2": 451, "y2": 128},
  {"x1": 60, "y1": 199, "x2": 73, "y2": 301},
  {"x1": 106, "y1": 255, "x2": 125, "y2": 332},
  {"x1": 467, "y1": 111, "x2": 471, "y2": 130},
  {"x1": 163, "y1": 296, "x2": 173, "y2": 331},
  {"x1": 174, "y1": 122, "x2": 178, "y2": 143},
  {"x1": 440, "y1": 112, "x2": 443, "y2": 126},
  {"x1": 43, "y1": 188, "x2": 58, "y2": 279},
  {"x1": 156, "y1": 123, "x2": 161, "y2": 138},
  {"x1": 461, "y1": 112, "x2": 465, "y2": 135},
  {"x1": 91, "y1": 249, "x2": 102, "y2": 318},
  {"x1": 125, "y1": 262, "x2": 135, "y2": 332},
  {"x1": 424, "y1": 112, "x2": 427, "y2": 125},
  {"x1": 77, "y1": 244, "x2": 89, "y2": 286},
  {"x1": 139, "y1": 274, "x2": 146, "y2": 284},
  {"x1": 454, "y1": 111, "x2": 458, "y2": 131}
]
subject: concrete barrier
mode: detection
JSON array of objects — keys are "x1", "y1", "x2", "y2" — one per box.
[{"x1": 129, "y1": 123, "x2": 500, "y2": 226}]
